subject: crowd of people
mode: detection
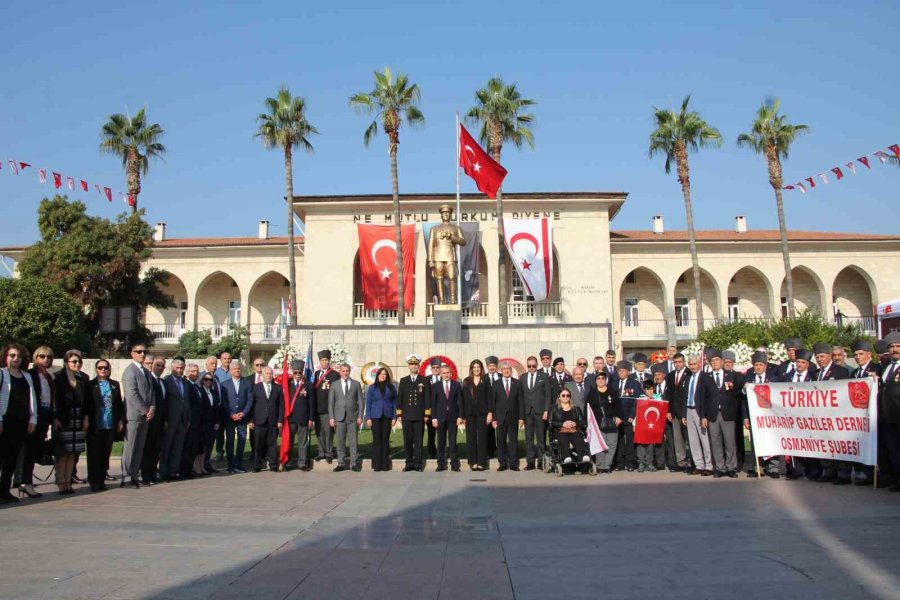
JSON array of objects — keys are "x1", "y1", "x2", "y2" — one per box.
[{"x1": 1, "y1": 333, "x2": 899, "y2": 504}]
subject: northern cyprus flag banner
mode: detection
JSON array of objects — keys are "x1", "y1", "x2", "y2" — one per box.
[
  {"x1": 503, "y1": 217, "x2": 553, "y2": 301},
  {"x1": 745, "y1": 379, "x2": 878, "y2": 465}
]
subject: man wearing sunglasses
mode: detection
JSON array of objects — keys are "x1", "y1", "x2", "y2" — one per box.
[{"x1": 121, "y1": 344, "x2": 155, "y2": 489}]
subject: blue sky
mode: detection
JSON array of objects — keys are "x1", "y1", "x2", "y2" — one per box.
[{"x1": 1, "y1": 0, "x2": 898, "y2": 245}]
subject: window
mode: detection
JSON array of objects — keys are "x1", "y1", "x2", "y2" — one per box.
[
  {"x1": 675, "y1": 298, "x2": 690, "y2": 326},
  {"x1": 228, "y1": 301, "x2": 241, "y2": 325},
  {"x1": 624, "y1": 298, "x2": 639, "y2": 326},
  {"x1": 178, "y1": 302, "x2": 187, "y2": 328},
  {"x1": 728, "y1": 296, "x2": 739, "y2": 320},
  {"x1": 510, "y1": 268, "x2": 535, "y2": 302},
  {"x1": 624, "y1": 271, "x2": 636, "y2": 284},
  {"x1": 781, "y1": 296, "x2": 788, "y2": 319}
]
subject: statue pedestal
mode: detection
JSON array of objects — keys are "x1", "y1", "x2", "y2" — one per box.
[{"x1": 433, "y1": 304, "x2": 463, "y2": 343}]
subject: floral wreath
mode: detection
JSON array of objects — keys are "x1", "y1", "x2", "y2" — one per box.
[
  {"x1": 650, "y1": 350, "x2": 667, "y2": 364},
  {"x1": 418, "y1": 355, "x2": 459, "y2": 381}
]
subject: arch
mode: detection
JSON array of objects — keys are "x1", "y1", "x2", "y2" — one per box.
[
  {"x1": 505, "y1": 245, "x2": 561, "y2": 302},
  {"x1": 195, "y1": 271, "x2": 241, "y2": 337},
  {"x1": 673, "y1": 266, "x2": 721, "y2": 326},
  {"x1": 726, "y1": 266, "x2": 774, "y2": 319},
  {"x1": 145, "y1": 271, "x2": 189, "y2": 341},
  {"x1": 248, "y1": 271, "x2": 291, "y2": 337},
  {"x1": 832, "y1": 265, "x2": 876, "y2": 319},
  {"x1": 780, "y1": 266, "x2": 826, "y2": 316},
  {"x1": 619, "y1": 267, "x2": 667, "y2": 337}
]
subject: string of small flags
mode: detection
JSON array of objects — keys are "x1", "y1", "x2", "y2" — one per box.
[
  {"x1": 2, "y1": 157, "x2": 135, "y2": 206},
  {"x1": 783, "y1": 143, "x2": 900, "y2": 193}
]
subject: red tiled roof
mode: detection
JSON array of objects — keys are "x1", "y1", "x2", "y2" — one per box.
[{"x1": 610, "y1": 230, "x2": 900, "y2": 242}]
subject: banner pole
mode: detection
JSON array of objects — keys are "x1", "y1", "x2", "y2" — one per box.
[
  {"x1": 755, "y1": 455, "x2": 762, "y2": 479},
  {"x1": 455, "y1": 112, "x2": 462, "y2": 307}
]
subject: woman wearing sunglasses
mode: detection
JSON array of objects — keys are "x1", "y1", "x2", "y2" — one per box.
[
  {"x1": 53, "y1": 350, "x2": 89, "y2": 494},
  {"x1": 84, "y1": 359, "x2": 124, "y2": 492},
  {"x1": 549, "y1": 389, "x2": 591, "y2": 469},
  {"x1": 0, "y1": 344, "x2": 38, "y2": 503}
]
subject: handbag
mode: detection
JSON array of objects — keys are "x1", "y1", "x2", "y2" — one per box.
[{"x1": 598, "y1": 403, "x2": 617, "y2": 432}]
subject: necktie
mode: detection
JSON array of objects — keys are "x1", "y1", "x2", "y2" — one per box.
[
  {"x1": 715, "y1": 372, "x2": 720, "y2": 388},
  {"x1": 529, "y1": 373, "x2": 534, "y2": 390},
  {"x1": 444, "y1": 381, "x2": 450, "y2": 397},
  {"x1": 577, "y1": 383, "x2": 583, "y2": 395},
  {"x1": 757, "y1": 375, "x2": 763, "y2": 384},
  {"x1": 619, "y1": 381, "x2": 625, "y2": 396},
  {"x1": 885, "y1": 362, "x2": 898, "y2": 383},
  {"x1": 256, "y1": 374, "x2": 262, "y2": 384},
  {"x1": 504, "y1": 379, "x2": 509, "y2": 396},
  {"x1": 265, "y1": 383, "x2": 271, "y2": 397},
  {"x1": 178, "y1": 377, "x2": 184, "y2": 397},
  {"x1": 344, "y1": 380, "x2": 349, "y2": 395},
  {"x1": 675, "y1": 370, "x2": 681, "y2": 386},
  {"x1": 687, "y1": 376, "x2": 696, "y2": 407}
]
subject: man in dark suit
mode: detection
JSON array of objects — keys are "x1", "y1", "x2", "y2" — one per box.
[
  {"x1": 812, "y1": 342, "x2": 851, "y2": 482},
  {"x1": 602, "y1": 350, "x2": 619, "y2": 386},
  {"x1": 179, "y1": 364, "x2": 205, "y2": 478},
  {"x1": 161, "y1": 359, "x2": 191, "y2": 481},
  {"x1": 564, "y1": 367, "x2": 589, "y2": 410},
  {"x1": 848, "y1": 340, "x2": 882, "y2": 486},
  {"x1": 484, "y1": 355, "x2": 500, "y2": 459},
  {"x1": 285, "y1": 360, "x2": 314, "y2": 472},
  {"x1": 141, "y1": 355, "x2": 166, "y2": 485},
  {"x1": 398, "y1": 354, "x2": 429, "y2": 472},
  {"x1": 492, "y1": 362, "x2": 525, "y2": 471},
  {"x1": 696, "y1": 349, "x2": 740, "y2": 478},
  {"x1": 430, "y1": 365, "x2": 462, "y2": 472},
  {"x1": 880, "y1": 332, "x2": 900, "y2": 492},
  {"x1": 250, "y1": 367, "x2": 284, "y2": 472},
  {"x1": 614, "y1": 360, "x2": 643, "y2": 471},
  {"x1": 426, "y1": 357, "x2": 442, "y2": 460},
  {"x1": 196, "y1": 370, "x2": 223, "y2": 474},
  {"x1": 220, "y1": 361, "x2": 254, "y2": 473},
  {"x1": 742, "y1": 351, "x2": 783, "y2": 478},
  {"x1": 521, "y1": 356, "x2": 550, "y2": 470},
  {"x1": 664, "y1": 352, "x2": 691, "y2": 472},
  {"x1": 722, "y1": 351, "x2": 748, "y2": 473},
  {"x1": 312, "y1": 350, "x2": 339, "y2": 463}
]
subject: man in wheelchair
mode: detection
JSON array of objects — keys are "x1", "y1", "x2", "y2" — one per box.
[{"x1": 548, "y1": 390, "x2": 592, "y2": 474}]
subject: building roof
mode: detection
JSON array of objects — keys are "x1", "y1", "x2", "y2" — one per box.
[
  {"x1": 153, "y1": 236, "x2": 298, "y2": 248},
  {"x1": 291, "y1": 191, "x2": 628, "y2": 203},
  {"x1": 610, "y1": 230, "x2": 900, "y2": 242}
]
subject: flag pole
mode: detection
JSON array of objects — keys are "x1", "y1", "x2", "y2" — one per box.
[{"x1": 455, "y1": 112, "x2": 462, "y2": 307}]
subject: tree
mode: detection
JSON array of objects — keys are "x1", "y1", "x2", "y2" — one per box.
[
  {"x1": 350, "y1": 67, "x2": 424, "y2": 326},
  {"x1": 174, "y1": 329, "x2": 213, "y2": 357},
  {"x1": 209, "y1": 325, "x2": 249, "y2": 360},
  {"x1": 255, "y1": 87, "x2": 318, "y2": 327},
  {"x1": 17, "y1": 195, "x2": 174, "y2": 352},
  {"x1": 648, "y1": 95, "x2": 722, "y2": 336},
  {"x1": 99, "y1": 108, "x2": 166, "y2": 214},
  {"x1": 0, "y1": 277, "x2": 87, "y2": 353},
  {"x1": 737, "y1": 99, "x2": 809, "y2": 318},
  {"x1": 465, "y1": 77, "x2": 535, "y2": 325}
]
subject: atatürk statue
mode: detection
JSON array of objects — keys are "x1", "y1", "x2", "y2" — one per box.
[{"x1": 427, "y1": 204, "x2": 467, "y2": 305}]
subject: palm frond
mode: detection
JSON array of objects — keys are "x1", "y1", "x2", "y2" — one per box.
[{"x1": 465, "y1": 76, "x2": 537, "y2": 157}]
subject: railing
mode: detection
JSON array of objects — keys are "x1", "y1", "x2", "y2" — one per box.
[
  {"x1": 196, "y1": 323, "x2": 229, "y2": 340},
  {"x1": 675, "y1": 318, "x2": 724, "y2": 337},
  {"x1": 836, "y1": 315, "x2": 877, "y2": 335},
  {"x1": 353, "y1": 304, "x2": 414, "y2": 321},
  {"x1": 620, "y1": 319, "x2": 667, "y2": 339},
  {"x1": 507, "y1": 301, "x2": 561, "y2": 319},
  {"x1": 146, "y1": 322, "x2": 186, "y2": 342},
  {"x1": 425, "y1": 302, "x2": 489, "y2": 319},
  {"x1": 249, "y1": 323, "x2": 287, "y2": 343}
]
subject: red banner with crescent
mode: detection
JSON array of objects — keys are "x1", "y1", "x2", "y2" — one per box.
[
  {"x1": 357, "y1": 224, "x2": 416, "y2": 310},
  {"x1": 633, "y1": 398, "x2": 668, "y2": 445},
  {"x1": 503, "y1": 217, "x2": 553, "y2": 301}
]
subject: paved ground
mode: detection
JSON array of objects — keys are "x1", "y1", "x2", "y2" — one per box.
[{"x1": 1, "y1": 459, "x2": 899, "y2": 600}]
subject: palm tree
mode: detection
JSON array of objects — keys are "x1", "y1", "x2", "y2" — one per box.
[
  {"x1": 649, "y1": 95, "x2": 722, "y2": 335},
  {"x1": 465, "y1": 77, "x2": 536, "y2": 325},
  {"x1": 255, "y1": 86, "x2": 318, "y2": 327},
  {"x1": 350, "y1": 67, "x2": 424, "y2": 326},
  {"x1": 99, "y1": 108, "x2": 165, "y2": 214},
  {"x1": 737, "y1": 99, "x2": 809, "y2": 318}
]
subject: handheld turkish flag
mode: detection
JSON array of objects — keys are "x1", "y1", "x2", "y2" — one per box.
[
  {"x1": 585, "y1": 404, "x2": 610, "y2": 455},
  {"x1": 633, "y1": 397, "x2": 668, "y2": 445},
  {"x1": 459, "y1": 123, "x2": 507, "y2": 199},
  {"x1": 504, "y1": 217, "x2": 553, "y2": 301},
  {"x1": 357, "y1": 224, "x2": 416, "y2": 310}
]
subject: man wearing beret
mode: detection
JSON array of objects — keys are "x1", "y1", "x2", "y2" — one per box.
[
  {"x1": 811, "y1": 342, "x2": 850, "y2": 483},
  {"x1": 722, "y1": 350, "x2": 748, "y2": 473},
  {"x1": 845, "y1": 341, "x2": 881, "y2": 485},
  {"x1": 539, "y1": 349, "x2": 553, "y2": 378},
  {"x1": 425, "y1": 357, "x2": 442, "y2": 460},
  {"x1": 398, "y1": 354, "x2": 429, "y2": 472},
  {"x1": 743, "y1": 352, "x2": 783, "y2": 478},
  {"x1": 785, "y1": 349, "x2": 816, "y2": 479},
  {"x1": 696, "y1": 349, "x2": 740, "y2": 478},
  {"x1": 632, "y1": 353, "x2": 650, "y2": 384},
  {"x1": 614, "y1": 360, "x2": 643, "y2": 471},
  {"x1": 879, "y1": 332, "x2": 900, "y2": 491},
  {"x1": 312, "y1": 350, "x2": 340, "y2": 464},
  {"x1": 664, "y1": 352, "x2": 691, "y2": 473}
]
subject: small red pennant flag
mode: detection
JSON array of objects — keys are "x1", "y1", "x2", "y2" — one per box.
[
  {"x1": 18, "y1": 162, "x2": 30, "y2": 171},
  {"x1": 127, "y1": 194, "x2": 136, "y2": 207},
  {"x1": 805, "y1": 176, "x2": 816, "y2": 188},
  {"x1": 38, "y1": 169, "x2": 47, "y2": 183},
  {"x1": 858, "y1": 156, "x2": 871, "y2": 169},
  {"x1": 80, "y1": 180, "x2": 88, "y2": 191},
  {"x1": 103, "y1": 187, "x2": 112, "y2": 202},
  {"x1": 831, "y1": 167, "x2": 843, "y2": 180},
  {"x1": 783, "y1": 185, "x2": 795, "y2": 191},
  {"x1": 53, "y1": 172, "x2": 62, "y2": 189},
  {"x1": 889, "y1": 144, "x2": 900, "y2": 159},
  {"x1": 66, "y1": 176, "x2": 74, "y2": 190}
]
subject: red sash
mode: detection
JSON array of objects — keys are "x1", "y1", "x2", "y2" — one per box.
[{"x1": 315, "y1": 368, "x2": 333, "y2": 388}]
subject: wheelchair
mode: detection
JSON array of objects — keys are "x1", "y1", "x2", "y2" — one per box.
[{"x1": 541, "y1": 433, "x2": 598, "y2": 477}]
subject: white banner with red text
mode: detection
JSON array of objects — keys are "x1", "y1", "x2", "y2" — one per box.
[{"x1": 745, "y1": 379, "x2": 878, "y2": 465}]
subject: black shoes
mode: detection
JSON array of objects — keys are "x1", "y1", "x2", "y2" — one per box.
[
  {"x1": 452, "y1": 466, "x2": 461, "y2": 472},
  {"x1": 333, "y1": 465, "x2": 346, "y2": 472},
  {"x1": 352, "y1": 466, "x2": 362, "y2": 472},
  {"x1": 727, "y1": 471, "x2": 739, "y2": 479},
  {"x1": 436, "y1": 465, "x2": 447, "y2": 472},
  {"x1": 497, "y1": 465, "x2": 508, "y2": 472},
  {"x1": 524, "y1": 464, "x2": 535, "y2": 471},
  {"x1": 509, "y1": 466, "x2": 520, "y2": 472}
]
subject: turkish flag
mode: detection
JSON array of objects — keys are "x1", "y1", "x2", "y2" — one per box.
[
  {"x1": 459, "y1": 123, "x2": 507, "y2": 199},
  {"x1": 357, "y1": 224, "x2": 416, "y2": 310},
  {"x1": 633, "y1": 398, "x2": 668, "y2": 445}
]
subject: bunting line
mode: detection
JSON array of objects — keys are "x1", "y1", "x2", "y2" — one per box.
[
  {"x1": 3, "y1": 154, "x2": 133, "y2": 206},
  {"x1": 784, "y1": 143, "x2": 897, "y2": 192}
]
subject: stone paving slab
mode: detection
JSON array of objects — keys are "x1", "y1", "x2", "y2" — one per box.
[{"x1": 0, "y1": 460, "x2": 898, "y2": 599}]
